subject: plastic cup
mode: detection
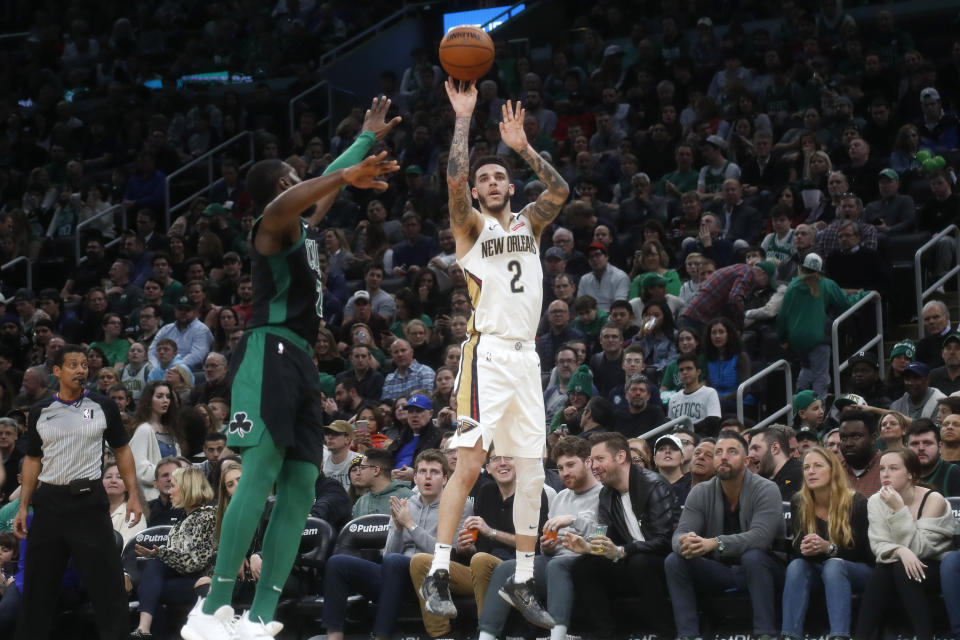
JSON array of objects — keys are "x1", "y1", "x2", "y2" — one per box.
[
  {"x1": 589, "y1": 524, "x2": 608, "y2": 553},
  {"x1": 544, "y1": 530, "x2": 558, "y2": 543},
  {"x1": 465, "y1": 527, "x2": 479, "y2": 543}
]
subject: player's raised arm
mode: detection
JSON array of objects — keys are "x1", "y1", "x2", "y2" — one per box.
[
  {"x1": 261, "y1": 152, "x2": 399, "y2": 236},
  {"x1": 499, "y1": 100, "x2": 569, "y2": 236},
  {"x1": 306, "y1": 96, "x2": 403, "y2": 227},
  {"x1": 444, "y1": 79, "x2": 483, "y2": 241}
]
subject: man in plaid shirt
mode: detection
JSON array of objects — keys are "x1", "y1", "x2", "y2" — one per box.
[{"x1": 678, "y1": 262, "x2": 773, "y2": 335}]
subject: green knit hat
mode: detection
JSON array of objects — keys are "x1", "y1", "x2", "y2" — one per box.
[
  {"x1": 567, "y1": 365, "x2": 594, "y2": 397},
  {"x1": 756, "y1": 260, "x2": 776, "y2": 284},
  {"x1": 890, "y1": 339, "x2": 915, "y2": 360},
  {"x1": 318, "y1": 372, "x2": 336, "y2": 398}
]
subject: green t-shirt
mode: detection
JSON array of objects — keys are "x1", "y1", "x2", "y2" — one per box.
[
  {"x1": 89, "y1": 339, "x2": 131, "y2": 366},
  {"x1": 572, "y1": 309, "x2": 610, "y2": 342}
]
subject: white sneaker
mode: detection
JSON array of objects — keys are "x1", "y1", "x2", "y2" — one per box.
[
  {"x1": 234, "y1": 611, "x2": 283, "y2": 639},
  {"x1": 180, "y1": 597, "x2": 237, "y2": 640}
]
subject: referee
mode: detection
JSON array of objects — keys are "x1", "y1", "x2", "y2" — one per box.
[{"x1": 14, "y1": 344, "x2": 142, "y2": 640}]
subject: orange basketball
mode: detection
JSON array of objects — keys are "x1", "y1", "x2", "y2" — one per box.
[{"x1": 438, "y1": 26, "x2": 495, "y2": 81}]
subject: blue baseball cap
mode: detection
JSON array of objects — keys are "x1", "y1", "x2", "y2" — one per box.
[{"x1": 407, "y1": 394, "x2": 433, "y2": 411}]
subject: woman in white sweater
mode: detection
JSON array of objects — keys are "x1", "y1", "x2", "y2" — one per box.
[
  {"x1": 103, "y1": 460, "x2": 146, "y2": 547},
  {"x1": 855, "y1": 449, "x2": 954, "y2": 640},
  {"x1": 129, "y1": 380, "x2": 184, "y2": 500}
]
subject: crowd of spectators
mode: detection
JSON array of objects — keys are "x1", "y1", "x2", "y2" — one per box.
[{"x1": 4, "y1": 0, "x2": 960, "y2": 637}]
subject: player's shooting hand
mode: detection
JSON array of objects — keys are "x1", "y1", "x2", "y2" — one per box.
[
  {"x1": 499, "y1": 100, "x2": 528, "y2": 152},
  {"x1": 342, "y1": 152, "x2": 399, "y2": 191},
  {"x1": 445, "y1": 78, "x2": 478, "y2": 117},
  {"x1": 363, "y1": 96, "x2": 402, "y2": 141}
]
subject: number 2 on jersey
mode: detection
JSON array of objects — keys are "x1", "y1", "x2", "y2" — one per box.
[{"x1": 507, "y1": 260, "x2": 524, "y2": 293}]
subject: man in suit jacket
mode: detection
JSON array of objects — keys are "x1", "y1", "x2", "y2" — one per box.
[{"x1": 664, "y1": 429, "x2": 785, "y2": 640}]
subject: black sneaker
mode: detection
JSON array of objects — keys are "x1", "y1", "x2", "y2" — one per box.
[
  {"x1": 497, "y1": 575, "x2": 555, "y2": 629},
  {"x1": 420, "y1": 569, "x2": 458, "y2": 619},
  {"x1": 128, "y1": 631, "x2": 152, "y2": 639}
]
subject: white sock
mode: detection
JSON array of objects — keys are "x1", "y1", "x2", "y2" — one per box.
[
  {"x1": 515, "y1": 551, "x2": 535, "y2": 582},
  {"x1": 550, "y1": 624, "x2": 567, "y2": 640},
  {"x1": 429, "y1": 543, "x2": 452, "y2": 575},
  {"x1": 478, "y1": 632, "x2": 497, "y2": 640}
]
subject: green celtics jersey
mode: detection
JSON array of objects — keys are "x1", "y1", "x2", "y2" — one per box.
[{"x1": 246, "y1": 220, "x2": 323, "y2": 344}]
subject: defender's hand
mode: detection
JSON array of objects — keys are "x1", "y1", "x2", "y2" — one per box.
[
  {"x1": 342, "y1": 152, "x2": 399, "y2": 190},
  {"x1": 362, "y1": 96, "x2": 402, "y2": 141}
]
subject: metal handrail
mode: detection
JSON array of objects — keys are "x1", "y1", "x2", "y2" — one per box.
[
  {"x1": 164, "y1": 131, "x2": 255, "y2": 228},
  {"x1": 288, "y1": 80, "x2": 332, "y2": 143},
  {"x1": 737, "y1": 359, "x2": 793, "y2": 428},
  {"x1": 75, "y1": 203, "x2": 124, "y2": 265},
  {"x1": 831, "y1": 290, "x2": 884, "y2": 398},
  {"x1": 915, "y1": 224, "x2": 960, "y2": 339},
  {"x1": 1, "y1": 256, "x2": 31, "y2": 291},
  {"x1": 638, "y1": 416, "x2": 694, "y2": 441}
]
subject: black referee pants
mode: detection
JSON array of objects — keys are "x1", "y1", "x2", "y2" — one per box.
[{"x1": 15, "y1": 482, "x2": 127, "y2": 640}]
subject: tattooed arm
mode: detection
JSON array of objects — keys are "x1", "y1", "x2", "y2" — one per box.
[
  {"x1": 499, "y1": 100, "x2": 569, "y2": 238},
  {"x1": 445, "y1": 79, "x2": 483, "y2": 249}
]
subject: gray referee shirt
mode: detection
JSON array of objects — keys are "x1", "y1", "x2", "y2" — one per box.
[{"x1": 26, "y1": 391, "x2": 129, "y2": 485}]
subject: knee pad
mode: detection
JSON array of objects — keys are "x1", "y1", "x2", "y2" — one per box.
[{"x1": 511, "y1": 457, "x2": 545, "y2": 537}]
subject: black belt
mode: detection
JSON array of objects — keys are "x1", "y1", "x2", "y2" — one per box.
[{"x1": 39, "y1": 479, "x2": 101, "y2": 495}]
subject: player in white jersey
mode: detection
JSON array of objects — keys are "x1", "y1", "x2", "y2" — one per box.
[{"x1": 420, "y1": 79, "x2": 569, "y2": 631}]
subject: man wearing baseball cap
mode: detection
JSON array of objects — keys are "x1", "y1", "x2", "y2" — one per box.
[
  {"x1": 654, "y1": 434, "x2": 692, "y2": 503},
  {"x1": 147, "y1": 295, "x2": 214, "y2": 371},
  {"x1": 889, "y1": 362, "x2": 946, "y2": 421},
  {"x1": 930, "y1": 332, "x2": 960, "y2": 395},
  {"x1": 576, "y1": 242, "x2": 629, "y2": 312},
  {"x1": 386, "y1": 394, "x2": 443, "y2": 479},
  {"x1": 918, "y1": 87, "x2": 958, "y2": 155},
  {"x1": 845, "y1": 351, "x2": 892, "y2": 409},
  {"x1": 862, "y1": 168, "x2": 916, "y2": 234}
]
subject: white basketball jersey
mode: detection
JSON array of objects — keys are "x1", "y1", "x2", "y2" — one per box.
[{"x1": 457, "y1": 213, "x2": 542, "y2": 341}]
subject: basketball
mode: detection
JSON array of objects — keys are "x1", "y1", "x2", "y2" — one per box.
[{"x1": 438, "y1": 26, "x2": 495, "y2": 81}]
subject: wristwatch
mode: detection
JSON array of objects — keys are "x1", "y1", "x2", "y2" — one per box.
[
  {"x1": 827, "y1": 542, "x2": 838, "y2": 557},
  {"x1": 714, "y1": 537, "x2": 726, "y2": 554},
  {"x1": 407, "y1": 523, "x2": 418, "y2": 533}
]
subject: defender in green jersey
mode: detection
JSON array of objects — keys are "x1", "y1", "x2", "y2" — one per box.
[{"x1": 182, "y1": 97, "x2": 399, "y2": 640}]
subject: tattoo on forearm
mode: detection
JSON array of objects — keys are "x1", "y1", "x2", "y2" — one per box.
[
  {"x1": 447, "y1": 116, "x2": 472, "y2": 226},
  {"x1": 519, "y1": 146, "x2": 569, "y2": 223}
]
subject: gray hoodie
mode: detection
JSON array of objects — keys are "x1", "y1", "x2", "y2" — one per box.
[{"x1": 382, "y1": 492, "x2": 472, "y2": 557}]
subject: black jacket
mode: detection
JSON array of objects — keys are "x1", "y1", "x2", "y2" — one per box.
[
  {"x1": 598, "y1": 465, "x2": 681, "y2": 557},
  {"x1": 386, "y1": 422, "x2": 444, "y2": 466}
]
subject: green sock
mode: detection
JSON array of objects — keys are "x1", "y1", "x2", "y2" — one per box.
[
  {"x1": 202, "y1": 434, "x2": 285, "y2": 615},
  {"x1": 248, "y1": 458, "x2": 318, "y2": 622}
]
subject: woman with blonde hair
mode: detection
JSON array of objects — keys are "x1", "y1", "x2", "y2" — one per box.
[
  {"x1": 129, "y1": 466, "x2": 216, "y2": 638},
  {"x1": 781, "y1": 446, "x2": 873, "y2": 640},
  {"x1": 165, "y1": 363, "x2": 194, "y2": 406}
]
